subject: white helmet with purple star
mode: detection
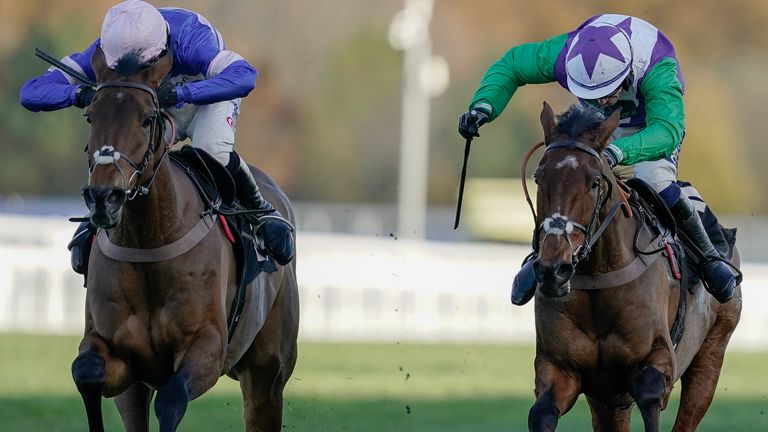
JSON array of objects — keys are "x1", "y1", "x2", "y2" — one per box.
[{"x1": 565, "y1": 22, "x2": 633, "y2": 99}]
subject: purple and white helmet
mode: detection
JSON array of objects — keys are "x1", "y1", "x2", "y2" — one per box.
[
  {"x1": 100, "y1": 0, "x2": 168, "y2": 69},
  {"x1": 565, "y1": 22, "x2": 633, "y2": 99}
]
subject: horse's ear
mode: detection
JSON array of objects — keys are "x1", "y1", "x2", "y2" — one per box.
[
  {"x1": 145, "y1": 48, "x2": 173, "y2": 88},
  {"x1": 540, "y1": 101, "x2": 556, "y2": 144},
  {"x1": 92, "y1": 45, "x2": 110, "y2": 83},
  {"x1": 595, "y1": 108, "x2": 621, "y2": 150}
]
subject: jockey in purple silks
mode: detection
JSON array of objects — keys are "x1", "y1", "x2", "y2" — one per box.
[
  {"x1": 458, "y1": 14, "x2": 737, "y2": 305},
  {"x1": 20, "y1": 0, "x2": 294, "y2": 268}
]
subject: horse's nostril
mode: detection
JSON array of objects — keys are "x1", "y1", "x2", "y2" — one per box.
[
  {"x1": 83, "y1": 187, "x2": 96, "y2": 208},
  {"x1": 556, "y1": 263, "x2": 574, "y2": 280},
  {"x1": 107, "y1": 190, "x2": 126, "y2": 207}
]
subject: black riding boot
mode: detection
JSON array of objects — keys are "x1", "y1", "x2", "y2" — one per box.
[
  {"x1": 670, "y1": 195, "x2": 736, "y2": 303},
  {"x1": 67, "y1": 221, "x2": 95, "y2": 275},
  {"x1": 227, "y1": 152, "x2": 295, "y2": 265},
  {"x1": 511, "y1": 254, "x2": 537, "y2": 305}
]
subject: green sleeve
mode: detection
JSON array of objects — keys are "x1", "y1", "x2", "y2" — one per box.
[
  {"x1": 614, "y1": 57, "x2": 685, "y2": 165},
  {"x1": 469, "y1": 33, "x2": 567, "y2": 122}
]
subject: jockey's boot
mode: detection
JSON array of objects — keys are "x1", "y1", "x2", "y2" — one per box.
[
  {"x1": 67, "y1": 221, "x2": 95, "y2": 275},
  {"x1": 227, "y1": 152, "x2": 295, "y2": 265},
  {"x1": 670, "y1": 194, "x2": 737, "y2": 303},
  {"x1": 511, "y1": 254, "x2": 537, "y2": 305}
]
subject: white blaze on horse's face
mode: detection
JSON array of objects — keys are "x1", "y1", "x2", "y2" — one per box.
[{"x1": 555, "y1": 155, "x2": 579, "y2": 170}]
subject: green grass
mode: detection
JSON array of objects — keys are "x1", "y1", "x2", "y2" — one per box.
[{"x1": 1, "y1": 334, "x2": 766, "y2": 431}]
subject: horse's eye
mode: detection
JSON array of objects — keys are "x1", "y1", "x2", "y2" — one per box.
[
  {"x1": 591, "y1": 177, "x2": 601, "y2": 189},
  {"x1": 142, "y1": 117, "x2": 153, "y2": 128}
]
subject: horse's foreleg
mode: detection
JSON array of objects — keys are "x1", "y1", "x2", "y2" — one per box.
[
  {"x1": 672, "y1": 308, "x2": 739, "y2": 432},
  {"x1": 529, "y1": 358, "x2": 581, "y2": 432},
  {"x1": 586, "y1": 396, "x2": 631, "y2": 432},
  {"x1": 115, "y1": 382, "x2": 153, "y2": 432},
  {"x1": 154, "y1": 326, "x2": 225, "y2": 432},
  {"x1": 235, "y1": 284, "x2": 299, "y2": 432},
  {"x1": 72, "y1": 332, "x2": 134, "y2": 432},
  {"x1": 632, "y1": 347, "x2": 674, "y2": 432}
]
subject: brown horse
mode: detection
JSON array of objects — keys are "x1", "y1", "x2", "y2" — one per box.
[
  {"x1": 71, "y1": 46, "x2": 299, "y2": 432},
  {"x1": 524, "y1": 102, "x2": 741, "y2": 431}
]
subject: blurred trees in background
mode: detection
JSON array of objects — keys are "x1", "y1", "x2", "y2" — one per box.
[{"x1": 1, "y1": 0, "x2": 766, "y2": 214}]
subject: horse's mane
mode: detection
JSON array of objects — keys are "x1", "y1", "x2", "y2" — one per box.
[
  {"x1": 113, "y1": 51, "x2": 152, "y2": 77},
  {"x1": 555, "y1": 104, "x2": 606, "y2": 138}
]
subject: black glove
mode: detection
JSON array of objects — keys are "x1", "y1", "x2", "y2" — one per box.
[
  {"x1": 458, "y1": 108, "x2": 489, "y2": 139},
  {"x1": 74, "y1": 85, "x2": 96, "y2": 108},
  {"x1": 157, "y1": 81, "x2": 179, "y2": 108}
]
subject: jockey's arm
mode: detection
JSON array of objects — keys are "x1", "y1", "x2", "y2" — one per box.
[
  {"x1": 469, "y1": 33, "x2": 567, "y2": 122},
  {"x1": 19, "y1": 41, "x2": 99, "y2": 112},
  {"x1": 172, "y1": 23, "x2": 257, "y2": 106},
  {"x1": 612, "y1": 58, "x2": 686, "y2": 165},
  {"x1": 178, "y1": 56, "x2": 257, "y2": 105}
]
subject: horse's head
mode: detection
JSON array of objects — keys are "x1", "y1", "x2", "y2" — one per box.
[
  {"x1": 82, "y1": 45, "x2": 172, "y2": 228},
  {"x1": 531, "y1": 102, "x2": 620, "y2": 298}
]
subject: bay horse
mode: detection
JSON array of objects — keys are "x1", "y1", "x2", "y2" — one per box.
[
  {"x1": 524, "y1": 102, "x2": 741, "y2": 431},
  {"x1": 72, "y1": 45, "x2": 299, "y2": 432}
]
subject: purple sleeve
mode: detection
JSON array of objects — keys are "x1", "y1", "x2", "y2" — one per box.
[
  {"x1": 20, "y1": 69, "x2": 79, "y2": 112},
  {"x1": 170, "y1": 14, "x2": 257, "y2": 105},
  {"x1": 19, "y1": 41, "x2": 98, "y2": 112},
  {"x1": 180, "y1": 59, "x2": 257, "y2": 105}
]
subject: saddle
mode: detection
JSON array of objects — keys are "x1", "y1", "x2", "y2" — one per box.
[
  {"x1": 623, "y1": 178, "x2": 738, "y2": 346},
  {"x1": 170, "y1": 146, "x2": 277, "y2": 340}
]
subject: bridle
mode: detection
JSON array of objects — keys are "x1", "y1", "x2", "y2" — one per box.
[
  {"x1": 522, "y1": 139, "x2": 629, "y2": 264},
  {"x1": 89, "y1": 81, "x2": 175, "y2": 200}
]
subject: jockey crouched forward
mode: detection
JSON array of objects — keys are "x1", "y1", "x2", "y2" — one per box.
[
  {"x1": 19, "y1": 0, "x2": 294, "y2": 271},
  {"x1": 458, "y1": 14, "x2": 737, "y2": 305}
]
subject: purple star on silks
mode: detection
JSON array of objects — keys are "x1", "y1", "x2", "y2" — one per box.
[
  {"x1": 568, "y1": 25, "x2": 627, "y2": 79},
  {"x1": 615, "y1": 17, "x2": 633, "y2": 39}
]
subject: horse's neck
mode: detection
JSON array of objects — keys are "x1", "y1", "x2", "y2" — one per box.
[
  {"x1": 109, "y1": 163, "x2": 197, "y2": 249},
  {"x1": 579, "y1": 192, "x2": 637, "y2": 274}
]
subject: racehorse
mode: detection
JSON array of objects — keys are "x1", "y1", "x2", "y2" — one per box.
[
  {"x1": 524, "y1": 102, "x2": 741, "y2": 431},
  {"x1": 71, "y1": 45, "x2": 299, "y2": 432}
]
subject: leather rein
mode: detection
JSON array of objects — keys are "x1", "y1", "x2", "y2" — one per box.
[{"x1": 521, "y1": 140, "x2": 631, "y2": 264}]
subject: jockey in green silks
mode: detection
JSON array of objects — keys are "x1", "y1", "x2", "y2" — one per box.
[{"x1": 458, "y1": 14, "x2": 737, "y2": 306}]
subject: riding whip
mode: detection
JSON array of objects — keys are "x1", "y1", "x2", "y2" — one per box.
[
  {"x1": 34, "y1": 48, "x2": 97, "y2": 88},
  {"x1": 453, "y1": 137, "x2": 472, "y2": 229}
]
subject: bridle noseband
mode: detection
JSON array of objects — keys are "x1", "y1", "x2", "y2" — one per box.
[
  {"x1": 89, "y1": 81, "x2": 175, "y2": 200},
  {"x1": 523, "y1": 140, "x2": 626, "y2": 264}
]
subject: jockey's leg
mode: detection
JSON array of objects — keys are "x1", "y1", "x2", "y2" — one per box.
[
  {"x1": 511, "y1": 252, "x2": 537, "y2": 305},
  {"x1": 186, "y1": 99, "x2": 294, "y2": 265},
  {"x1": 226, "y1": 152, "x2": 295, "y2": 265},
  {"x1": 669, "y1": 193, "x2": 736, "y2": 303},
  {"x1": 632, "y1": 158, "x2": 736, "y2": 303},
  {"x1": 68, "y1": 221, "x2": 95, "y2": 277}
]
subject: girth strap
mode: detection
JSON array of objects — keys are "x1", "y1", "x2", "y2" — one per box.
[
  {"x1": 570, "y1": 234, "x2": 666, "y2": 290},
  {"x1": 96, "y1": 213, "x2": 216, "y2": 262}
]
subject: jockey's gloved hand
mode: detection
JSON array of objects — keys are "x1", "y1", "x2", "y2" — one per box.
[
  {"x1": 603, "y1": 144, "x2": 624, "y2": 168},
  {"x1": 74, "y1": 85, "x2": 96, "y2": 108},
  {"x1": 157, "y1": 81, "x2": 179, "y2": 109},
  {"x1": 458, "y1": 107, "x2": 490, "y2": 139}
]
